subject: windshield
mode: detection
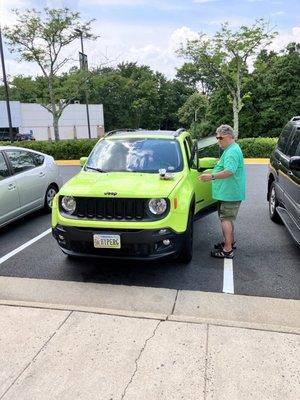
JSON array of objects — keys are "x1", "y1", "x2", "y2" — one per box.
[{"x1": 85, "y1": 138, "x2": 183, "y2": 173}]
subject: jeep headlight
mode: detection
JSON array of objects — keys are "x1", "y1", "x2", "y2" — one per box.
[
  {"x1": 148, "y1": 198, "x2": 167, "y2": 215},
  {"x1": 61, "y1": 196, "x2": 76, "y2": 214}
]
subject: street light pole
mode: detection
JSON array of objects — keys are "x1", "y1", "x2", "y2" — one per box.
[
  {"x1": 0, "y1": 26, "x2": 14, "y2": 142},
  {"x1": 76, "y1": 29, "x2": 91, "y2": 139}
]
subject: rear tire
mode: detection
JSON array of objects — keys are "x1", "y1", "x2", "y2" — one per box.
[
  {"x1": 177, "y1": 209, "x2": 194, "y2": 264},
  {"x1": 269, "y1": 182, "x2": 281, "y2": 223},
  {"x1": 44, "y1": 184, "x2": 58, "y2": 213}
]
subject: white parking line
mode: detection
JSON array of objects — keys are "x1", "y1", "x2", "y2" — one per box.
[
  {"x1": 223, "y1": 258, "x2": 234, "y2": 294},
  {"x1": 0, "y1": 228, "x2": 52, "y2": 266}
]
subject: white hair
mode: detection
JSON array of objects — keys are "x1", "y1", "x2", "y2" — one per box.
[{"x1": 216, "y1": 124, "x2": 237, "y2": 138}]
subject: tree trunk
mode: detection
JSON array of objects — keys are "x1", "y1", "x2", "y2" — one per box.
[
  {"x1": 48, "y1": 76, "x2": 60, "y2": 141},
  {"x1": 232, "y1": 60, "x2": 243, "y2": 137},
  {"x1": 53, "y1": 116, "x2": 59, "y2": 141},
  {"x1": 232, "y1": 96, "x2": 239, "y2": 134}
]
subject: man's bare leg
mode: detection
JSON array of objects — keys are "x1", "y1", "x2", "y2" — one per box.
[{"x1": 221, "y1": 220, "x2": 234, "y2": 252}]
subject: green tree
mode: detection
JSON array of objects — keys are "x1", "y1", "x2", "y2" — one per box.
[
  {"x1": 178, "y1": 19, "x2": 276, "y2": 134},
  {"x1": 4, "y1": 7, "x2": 97, "y2": 140},
  {"x1": 244, "y1": 43, "x2": 300, "y2": 137},
  {"x1": 178, "y1": 92, "x2": 209, "y2": 137},
  {"x1": 89, "y1": 63, "x2": 192, "y2": 131}
]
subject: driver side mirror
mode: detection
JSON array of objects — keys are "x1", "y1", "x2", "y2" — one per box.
[
  {"x1": 80, "y1": 157, "x2": 88, "y2": 167},
  {"x1": 197, "y1": 157, "x2": 218, "y2": 171}
]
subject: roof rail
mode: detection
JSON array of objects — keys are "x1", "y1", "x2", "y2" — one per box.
[
  {"x1": 105, "y1": 128, "x2": 136, "y2": 137},
  {"x1": 290, "y1": 116, "x2": 300, "y2": 122},
  {"x1": 173, "y1": 128, "x2": 186, "y2": 137}
]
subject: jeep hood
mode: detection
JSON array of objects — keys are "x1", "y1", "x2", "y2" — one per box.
[{"x1": 60, "y1": 171, "x2": 184, "y2": 198}]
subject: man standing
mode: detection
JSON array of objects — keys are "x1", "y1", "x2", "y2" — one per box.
[{"x1": 199, "y1": 124, "x2": 246, "y2": 258}]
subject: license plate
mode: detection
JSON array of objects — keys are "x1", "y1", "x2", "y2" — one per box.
[{"x1": 93, "y1": 234, "x2": 121, "y2": 249}]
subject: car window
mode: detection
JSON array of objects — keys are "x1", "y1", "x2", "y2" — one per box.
[
  {"x1": 5, "y1": 150, "x2": 36, "y2": 174},
  {"x1": 286, "y1": 128, "x2": 300, "y2": 157},
  {"x1": 0, "y1": 152, "x2": 10, "y2": 180},
  {"x1": 296, "y1": 145, "x2": 300, "y2": 157},
  {"x1": 32, "y1": 153, "x2": 45, "y2": 166},
  {"x1": 86, "y1": 138, "x2": 183, "y2": 173},
  {"x1": 277, "y1": 124, "x2": 293, "y2": 153}
]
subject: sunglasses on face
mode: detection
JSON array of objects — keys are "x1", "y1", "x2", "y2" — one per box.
[{"x1": 216, "y1": 136, "x2": 224, "y2": 140}]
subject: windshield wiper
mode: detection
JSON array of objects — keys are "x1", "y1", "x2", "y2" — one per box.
[{"x1": 85, "y1": 166, "x2": 106, "y2": 173}]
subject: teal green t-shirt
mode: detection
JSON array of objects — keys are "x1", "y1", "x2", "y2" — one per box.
[{"x1": 212, "y1": 143, "x2": 246, "y2": 201}]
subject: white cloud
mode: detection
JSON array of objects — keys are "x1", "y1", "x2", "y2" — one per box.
[
  {"x1": 2, "y1": 3, "x2": 300, "y2": 82},
  {"x1": 270, "y1": 26, "x2": 300, "y2": 52},
  {"x1": 0, "y1": 0, "x2": 31, "y2": 26},
  {"x1": 78, "y1": 24, "x2": 200, "y2": 78},
  {"x1": 292, "y1": 27, "x2": 300, "y2": 37},
  {"x1": 168, "y1": 26, "x2": 199, "y2": 52}
]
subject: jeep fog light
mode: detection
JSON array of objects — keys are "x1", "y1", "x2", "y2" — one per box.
[
  {"x1": 61, "y1": 196, "x2": 76, "y2": 214},
  {"x1": 148, "y1": 198, "x2": 167, "y2": 215}
]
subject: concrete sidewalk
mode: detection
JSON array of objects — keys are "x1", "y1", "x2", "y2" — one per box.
[{"x1": 0, "y1": 278, "x2": 299, "y2": 400}]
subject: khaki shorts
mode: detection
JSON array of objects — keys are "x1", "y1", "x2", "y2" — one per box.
[{"x1": 218, "y1": 201, "x2": 241, "y2": 221}]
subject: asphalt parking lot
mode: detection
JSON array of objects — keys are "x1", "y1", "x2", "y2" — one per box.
[{"x1": 0, "y1": 165, "x2": 299, "y2": 300}]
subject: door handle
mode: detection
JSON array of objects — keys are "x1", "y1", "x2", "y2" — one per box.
[
  {"x1": 287, "y1": 171, "x2": 294, "y2": 177},
  {"x1": 8, "y1": 184, "x2": 16, "y2": 190},
  {"x1": 39, "y1": 172, "x2": 46, "y2": 177},
  {"x1": 276, "y1": 160, "x2": 282, "y2": 166}
]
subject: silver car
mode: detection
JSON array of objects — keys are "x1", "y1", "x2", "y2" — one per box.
[{"x1": 0, "y1": 146, "x2": 62, "y2": 228}]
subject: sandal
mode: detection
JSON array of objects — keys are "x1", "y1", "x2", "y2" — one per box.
[
  {"x1": 211, "y1": 248, "x2": 234, "y2": 259},
  {"x1": 214, "y1": 241, "x2": 236, "y2": 250}
]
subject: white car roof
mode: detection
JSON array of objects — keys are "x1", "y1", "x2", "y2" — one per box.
[{"x1": 0, "y1": 146, "x2": 48, "y2": 157}]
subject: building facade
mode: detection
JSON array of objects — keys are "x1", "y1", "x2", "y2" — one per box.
[{"x1": 0, "y1": 101, "x2": 105, "y2": 140}]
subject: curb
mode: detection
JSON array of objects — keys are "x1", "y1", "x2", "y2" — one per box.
[
  {"x1": 0, "y1": 300, "x2": 167, "y2": 322},
  {"x1": 0, "y1": 300, "x2": 299, "y2": 335},
  {"x1": 0, "y1": 278, "x2": 299, "y2": 335}
]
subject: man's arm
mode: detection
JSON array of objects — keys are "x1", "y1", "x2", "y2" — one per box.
[{"x1": 199, "y1": 170, "x2": 233, "y2": 182}]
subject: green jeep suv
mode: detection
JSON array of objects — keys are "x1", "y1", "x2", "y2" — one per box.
[{"x1": 52, "y1": 129, "x2": 218, "y2": 262}]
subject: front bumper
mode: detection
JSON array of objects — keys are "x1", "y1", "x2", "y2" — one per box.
[{"x1": 52, "y1": 225, "x2": 185, "y2": 260}]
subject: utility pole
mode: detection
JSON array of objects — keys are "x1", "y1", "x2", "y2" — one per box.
[
  {"x1": 0, "y1": 26, "x2": 14, "y2": 142},
  {"x1": 76, "y1": 29, "x2": 91, "y2": 139}
]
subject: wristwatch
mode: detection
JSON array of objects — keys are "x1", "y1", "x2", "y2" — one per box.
[{"x1": 211, "y1": 174, "x2": 215, "y2": 180}]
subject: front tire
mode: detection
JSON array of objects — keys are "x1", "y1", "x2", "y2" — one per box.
[
  {"x1": 177, "y1": 209, "x2": 194, "y2": 263},
  {"x1": 44, "y1": 184, "x2": 58, "y2": 213},
  {"x1": 269, "y1": 182, "x2": 281, "y2": 223}
]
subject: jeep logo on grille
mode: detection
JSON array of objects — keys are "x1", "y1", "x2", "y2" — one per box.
[{"x1": 104, "y1": 192, "x2": 117, "y2": 196}]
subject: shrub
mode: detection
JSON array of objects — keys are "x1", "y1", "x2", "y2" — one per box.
[
  {"x1": 198, "y1": 137, "x2": 278, "y2": 158},
  {"x1": 0, "y1": 139, "x2": 99, "y2": 159},
  {"x1": 0, "y1": 137, "x2": 278, "y2": 159}
]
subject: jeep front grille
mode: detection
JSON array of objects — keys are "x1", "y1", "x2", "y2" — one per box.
[{"x1": 63, "y1": 197, "x2": 147, "y2": 220}]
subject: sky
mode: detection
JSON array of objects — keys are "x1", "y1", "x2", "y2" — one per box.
[{"x1": 0, "y1": 0, "x2": 299, "y2": 79}]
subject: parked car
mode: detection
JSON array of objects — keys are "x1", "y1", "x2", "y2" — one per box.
[
  {"x1": 0, "y1": 128, "x2": 18, "y2": 142},
  {"x1": 16, "y1": 132, "x2": 36, "y2": 141},
  {"x1": 0, "y1": 146, "x2": 63, "y2": 228},
  {"x1": 52, "y1": 128, "x2": 218, "y2": 262},
  {"x1": 267, "y1": 117, "x2": 300, "y2": 245}
]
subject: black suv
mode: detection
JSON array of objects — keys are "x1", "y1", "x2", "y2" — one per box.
[{"x1": 267, "y1": 117, "x2": 300, "y2": 245}]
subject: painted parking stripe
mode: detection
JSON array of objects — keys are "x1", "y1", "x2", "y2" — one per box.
[
  {"x1": 223, "y1": 258, "x2": 234, "y2": 294},
  {"x1": 0, "y1": 228, "x2": 52, "y2": 265}
]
